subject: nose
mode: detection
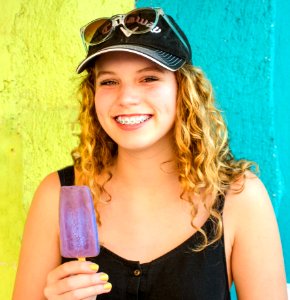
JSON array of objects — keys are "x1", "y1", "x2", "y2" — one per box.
[{"x1": 116, "y1": 84, "x2": 141, "y2": 107}]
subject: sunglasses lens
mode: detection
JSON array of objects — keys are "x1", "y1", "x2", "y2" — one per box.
[
  {"x1": 124, "y1": 8, "x2": 157, "y2": 33},
  {"x1": 84, "y1": 18, "x2": 112, "y2": 45}
]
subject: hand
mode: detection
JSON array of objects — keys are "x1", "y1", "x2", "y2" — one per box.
[{"x1": 44, "y1": 261, "x2": 112, "y2": 300}]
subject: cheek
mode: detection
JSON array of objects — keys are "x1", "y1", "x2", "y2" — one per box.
[
  {"x1": 163, "y1": 84, "x2": 178, "y2": 114},
  {"x1": 166, "y1": 75, "x2": 178, "y2": 103},
  {"x1": 94, "y1": 99, "x2": 101, "y2": 117},
  {"x1": 94, "y1": 103, "x2": 107, "y2": 132},
  {"x1": 94, "y1": 99, "x2": 100, "y2": 119},
  {"x1": 94, "y1": 93, "x2": 107, "y2": 119}
]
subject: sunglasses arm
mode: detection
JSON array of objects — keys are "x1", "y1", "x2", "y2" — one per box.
[{"x1": 162, "y1": 15, "x2": 189, "y2": 52}]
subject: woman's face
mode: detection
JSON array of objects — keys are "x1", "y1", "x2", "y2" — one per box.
[{"x1": 94, "y1": 51, "x2": 178, "y2": 153}]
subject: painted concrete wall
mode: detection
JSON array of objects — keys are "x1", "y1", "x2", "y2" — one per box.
[
  {"x1": 0, "y1": 1, "x2": 134, "y2": 299},
  {"x1": 274, "y1": 0, "x2": 290, "y2": 289},
  {"x1": 137, "y1": 0, "x2": 290, "y2": 294},
  {"x1": 1, "y1": 0, "x2": 289, "y2": 299}
]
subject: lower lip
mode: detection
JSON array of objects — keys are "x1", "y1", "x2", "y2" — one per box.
[{"x1": 114, "y1": 117, "x2": 151, "y2": 131}]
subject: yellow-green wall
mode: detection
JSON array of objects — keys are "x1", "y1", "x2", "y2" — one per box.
[{"x1": 0, "y1": 1, "x2": 134, "y2": 298}]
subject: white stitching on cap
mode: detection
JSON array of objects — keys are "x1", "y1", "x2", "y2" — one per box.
[{"x1": 155, "y1": 50, "x2": 182, "y2": 66}]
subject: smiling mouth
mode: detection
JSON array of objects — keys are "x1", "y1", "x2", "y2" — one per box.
[{"x1": 115, "y1": 115, "x2": 152, "y2": 125}]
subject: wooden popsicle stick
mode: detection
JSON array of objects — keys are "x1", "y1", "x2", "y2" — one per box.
[{"x1": 78, "y1": 257, "x2": 86, "y2": 261}]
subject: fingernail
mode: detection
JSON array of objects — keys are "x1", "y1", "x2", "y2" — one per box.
[
  {"x1": 103, "y1": 282, "x2": 112, "y2": 290},
  {"x1": 89, "y1": 264, "x2": 99, "y2": 271},
  {"x1": 100, "y1": 273, "x2": 109, "y2": 281}
]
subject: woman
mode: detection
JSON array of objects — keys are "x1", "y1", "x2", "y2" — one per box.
[{"x1": 13, "y1": 7, "x2": 287, "y2": 299}]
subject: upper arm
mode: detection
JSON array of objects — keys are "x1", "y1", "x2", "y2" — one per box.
[
  {"x1": 12, "y1": 171, "x2": 61, "y2": 300},
  {"x1": 224, "y1": 173, "x2": 287, "y2": 299}
]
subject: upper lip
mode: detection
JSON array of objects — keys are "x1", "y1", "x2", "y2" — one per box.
[{"x1": 113, "y1": 113, "x2": 152, "y2": 118}]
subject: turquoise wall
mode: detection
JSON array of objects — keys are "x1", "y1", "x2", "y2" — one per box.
[
  {"x1": 136, "y1": 0, "x2": 290, "y2": 295},
  {"x1": 274, "y1": 0, "x2": 290, "y2": 287}
]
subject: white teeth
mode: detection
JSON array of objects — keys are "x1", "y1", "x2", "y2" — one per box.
[{"x1": 116, "y1": 115, "x2": 150, "y2": 125}]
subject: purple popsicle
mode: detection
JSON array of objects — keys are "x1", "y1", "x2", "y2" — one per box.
[{"x1": 59, "y1": 186, "x2": 100, "y2": 260}]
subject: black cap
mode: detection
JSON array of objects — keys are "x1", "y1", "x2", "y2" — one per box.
[{"x1": 76, "y1": 12, "x2": 192, "y2": 73}]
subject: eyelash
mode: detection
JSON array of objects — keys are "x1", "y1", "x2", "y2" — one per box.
[
  {"x1": 99, "y1": 80, "x2": 117, "y2": 86},
  {"x1": 143, "y1": 76, "x2": 158, "y2": 82},
  {"x1": 98, "y1": 76, "x2": 159, "y2": 86}
]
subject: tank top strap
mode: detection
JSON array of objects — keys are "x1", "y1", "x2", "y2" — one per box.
[{"x1": 57, "y1": 165, "x2": 75, "y2": 186}]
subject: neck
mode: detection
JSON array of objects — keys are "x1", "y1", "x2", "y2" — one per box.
[{"x1": 113, "y1": 144, "x2": 178, "y2": 187}]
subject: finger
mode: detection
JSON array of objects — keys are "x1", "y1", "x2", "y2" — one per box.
[
  {"x1": 47, "y1": 261, "x2": 99, "y2": 284},
  {"x1": 44, "y1": 262, "x2": 100, "y2": 298},
  {"x1": 55, "y1": 272, "x2": 109, "y2": 295},
  {"x1": 61, "y1": 281, "x2": 112, "y2": 299}
]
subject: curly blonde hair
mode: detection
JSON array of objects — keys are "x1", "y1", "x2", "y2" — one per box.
[{"x1": 72, "y1": 63, "x2": 255, "y2": 251}]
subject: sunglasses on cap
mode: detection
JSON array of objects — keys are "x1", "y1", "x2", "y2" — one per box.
[{"x1": 80, "y1": 7, "x2": 190, "y2": 53}]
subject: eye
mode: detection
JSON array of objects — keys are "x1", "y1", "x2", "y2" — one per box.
[
  {"x1": 142, "y1": 76, "x2": 159, "y2": 83},
  {"x1": 99, "y1": 80, "x2": 118, "y2": 86}
]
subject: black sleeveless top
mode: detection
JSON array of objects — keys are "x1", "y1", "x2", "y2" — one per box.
[{"x1": 58, "y1": 166, "x2": 231, "y2": 300}]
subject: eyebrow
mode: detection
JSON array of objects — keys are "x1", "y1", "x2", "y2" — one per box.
[
  {"x1": 136, "y1": 66, "x2": 166, "y2": 73},
  {"x1": 96, "y1": 65, "x2": 166, "y2": 79},
  {"x1": 95, "y1": 70, "x2": 115, "y2": 78}
]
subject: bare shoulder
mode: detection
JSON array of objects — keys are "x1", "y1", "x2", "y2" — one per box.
[
  {"x1": 25, "y1": 171, "x2": 61, "y2": 229},
  {"x1": 32, "y1": 171, "x2": 61, "y2": 210},
  {"x1": 224, "y1": 171, "x2": 273, "y2": 221},
  {"x1": 223, "y1": 171, "x2": 281, "y2": 243},
  {"x1": 13, "y1": 171, "x2": 62, "y2": 300},
  {"x1": 223, "y1": 171, "x2": 287, "y2": 299}
]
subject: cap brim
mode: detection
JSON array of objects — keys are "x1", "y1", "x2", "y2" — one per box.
[{"x1": 76, "y1": 45, "x2": 185, "y2": 73}]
